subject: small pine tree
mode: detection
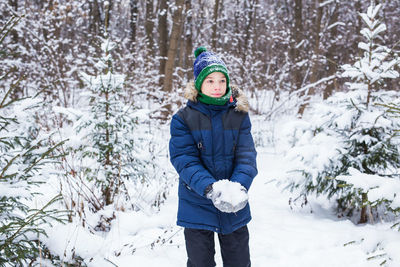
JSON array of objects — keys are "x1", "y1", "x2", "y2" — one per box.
[
  {"x1": 283, "y1": 91, "x2": 400, "y2": 221},
  {"x1": 74, "y1": 38, "x2": 149, "y2": 209},
  {"x1": 342, "y1": 3, "x2": 400, "y2": 107},
  {"x1": 338, "y1": 3, "x2": 400, "y2": 223},
  {"x1": 0, "y1": 15, "x2": 67, "y2": 265},
  {"x1": 283, "y1": 3, "x2": 400, "y2": 224}
]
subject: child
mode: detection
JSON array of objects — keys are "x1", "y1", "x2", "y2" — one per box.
[{"x1": 169, "y1": 46, "x2": 258, "y2": 267}]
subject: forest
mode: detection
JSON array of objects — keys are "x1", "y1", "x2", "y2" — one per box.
[
  {"x1": 1, "y1": 0, "x2": 400, "y2": 266},
  {"x1": 2, "y1": 0, "x2": 398, "y2": 112}
]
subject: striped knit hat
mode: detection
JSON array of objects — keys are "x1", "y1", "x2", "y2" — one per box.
[{"x1": 193, "y1": 46, "x2": 231, "y2": 105}]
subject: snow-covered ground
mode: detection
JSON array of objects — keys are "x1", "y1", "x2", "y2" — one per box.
[{"x1": 42, "y1": 146, "x2": 400, "y2": 266}]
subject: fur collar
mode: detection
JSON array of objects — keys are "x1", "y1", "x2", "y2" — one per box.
[{"x1": 184, "y1": 81, "x2": 249, "y2": 113}]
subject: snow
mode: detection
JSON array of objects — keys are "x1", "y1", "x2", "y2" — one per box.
[
  {"x1": 358, "y1": 41, "x2": 370, "y2": 51},
  {"x1": 3, "y1": 4, "x2": 400, "y2": 263},
  {"x1": 0, "y1": 181, "x2": 32, "y2": 199},
  {"x1": 4, "y1": 90, "x2": 400, "y2": 266},
  {"x1": 212, "y1": 179, "x2": 248, "y2": 207},
  {"x1": 45, "y1": 222, "x2": 106, "y2": 262},
  {"x1": 319, "y1": 0, "x2": 334, "y2": 8},
  {"x1": 337, "y1": 168, "x2": 400, "y2": 206},
  {"x1": 367, "y1": 4, "x2": 382, "y2": 20},
  {"x1": 326, "y1": 21, "x2": 346, "y2": 30},
  {"x1": 34, "y1": 143, "x2": 400, "y2": 267}
]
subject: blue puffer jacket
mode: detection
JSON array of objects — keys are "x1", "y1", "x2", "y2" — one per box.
[{"x1": 169, "y1": 82, "x2": 258, "y2": 234}]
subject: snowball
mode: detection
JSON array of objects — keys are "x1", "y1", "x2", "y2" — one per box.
[{"x1": 212, "y1": 180, "x2": 248, "y2": 206}]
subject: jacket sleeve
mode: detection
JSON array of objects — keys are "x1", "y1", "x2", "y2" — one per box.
[
  {"x1": 169, "y1": 113, "x2": 216, "y2": 197},
  {"x1": 230, "y1": 114, "x2": 258, "y2": 190}
]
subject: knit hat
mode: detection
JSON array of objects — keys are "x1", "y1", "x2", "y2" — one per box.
[{"x1": 193, "y1": 46, "x2": 231, "y2": 105}]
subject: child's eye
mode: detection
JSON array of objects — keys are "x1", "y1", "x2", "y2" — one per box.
[
  {"x1": 208, "y1": 80, "x2": 214, "y2": 83},
  {"x1": 220, "y1": 80, "x2": 226, "y2": 83}
]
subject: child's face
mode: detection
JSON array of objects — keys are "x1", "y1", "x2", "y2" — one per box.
[{"x1": 201, "y1": 72, "x2": 227, "y2": 98}]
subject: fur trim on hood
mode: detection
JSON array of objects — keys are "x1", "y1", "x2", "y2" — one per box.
[{"x1": 184, "y1": 81, "x2": 249, "y2": 113}]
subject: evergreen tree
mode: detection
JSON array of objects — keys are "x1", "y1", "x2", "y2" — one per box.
[
  {"x1": 342, "y1": 3, "x2": 400, "y2": 107},
  {"x1": 0, "y1": 15, "x2": 66, "y2": 265},
  {"x1": 338, "y1": 3, "x2": 400, "y2": 223},
  {"x1": 74, "y1": 38, "x2": 149, "y2": 209},
  {"x1": 283, "y1": 3, "x2": 400, "y2": 224}
]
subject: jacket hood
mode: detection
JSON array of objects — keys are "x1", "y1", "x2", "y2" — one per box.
[{"x1": 184, "y1": 81, "x2": 249, "y2": 113}]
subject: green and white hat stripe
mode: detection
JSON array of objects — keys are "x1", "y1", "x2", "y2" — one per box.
[
  {"x1": 193, "y1": 46, "x2": 231, "y2": 105},
  {"x1": 194, "y1": 64, "x2": 230, "y2": 91}
]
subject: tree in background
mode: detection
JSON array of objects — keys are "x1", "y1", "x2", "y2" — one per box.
[
  {"x1": 72, "y1": 37, "x2": 149, "y2": 210},
  {"x1": 1, "y1": 0, "x2": 399, "y2": 119}
]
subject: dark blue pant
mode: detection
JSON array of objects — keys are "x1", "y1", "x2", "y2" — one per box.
[{"x1": 184, "y1": 225, "x2": 251, "y2": 267}]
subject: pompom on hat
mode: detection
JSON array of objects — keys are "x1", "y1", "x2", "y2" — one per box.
[{"x1": 193, "y1": 46, "x2": 231, "y2": 105}]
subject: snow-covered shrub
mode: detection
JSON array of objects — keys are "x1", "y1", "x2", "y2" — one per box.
[
  {"x1": 280, "y1": 90, "x2": 400, "y2": 222},
  {"x1": 338, "y1": 3, "x2": 400, "y2": 223},
  {"x1": 280, "y1": 3, "x2": 400, "y2": 224},
  {"x1": 337, "y1": 168, "x2": 400, "y2": 219},
  {"x1": 67, "y1": 38, "x2": 147, "y2": 207},
  {"x1": 46, "y1": 38, "x2": 175, "y2": 263},
  {"x1": 57, "y1": 38, "x2": 173, "y2": 223},
  {"x1": 0, "y1": 17, "x2": 67, "y2": 265}
]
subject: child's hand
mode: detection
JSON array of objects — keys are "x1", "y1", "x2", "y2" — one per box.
[{"x1": 205, "y1": 180, "x2": 249, "y2": 213}]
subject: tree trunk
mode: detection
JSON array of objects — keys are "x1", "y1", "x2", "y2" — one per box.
[
  {"x1": 195, "y1": 0, "x2": 206, "y2": 41},
  {"x1": 359, "y1": 193, "x2": 368, "y2": 224},
  {"x1": 290, "y1": 0, "x2": 303, "y2": 93},
  {"x1": 353, "y1": 0, "x2": 363, "y2": 58},
  {"x1": 366, "y1": 80, "x2": 372, "y2": 108},
  {"x1": 158, "y1": 0, "x2": 169, "y2": 86},
  {"x1": 233, "y1": 0, "x2": 242, "y2": 55},
  {"x1": 8, "y1": 0, "x2": 22, "y2": 99},
  {"x1": 8, "y1": 0, "x2": 18, "y2": 42},
  {"x1": 163, "y1": 0, "x2": 185, "y2": 93},
  {"x1": 241, "y1": 0, "x2": 257, "y2": 83},
  {"x1": 89, "y1": 0, "x2": 102, "y2": 36},
  {"x1": 128, "y1": 0, "x2": 138, "y2": 70},
  {"x1": 178, "y1": 15, "x2": 186, "y2": 79},
  {"x1": 211, "y1": 0, "x2": 220, "y2": 49},
  {"x1": 324, "y1": 2, "x2": 339, "y2": 99},
  {"x1": 145, "y1": 0, "x2": 155, "y2": 56},
  {"x1": 308, "y1": 0, "x2": 323, "y2": 88},
  {"x1": 298, "y1": 0, "x2": 323, "y2": 115},
  {"x1": 130, "y1": 0, "x2": 138, "y2": 43},
  {"x1": 243, "y1": 0, "x2": 257, "y2": 58},
  {"x1": 220, "y1": 0, "x2": 227, "y2": 51},
  {"x1": 104, "y1": 1, "x2": 112, "y2": 34},
  {"x1": 184, "y1": 0, "x2": 193, "y2": 78}
]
